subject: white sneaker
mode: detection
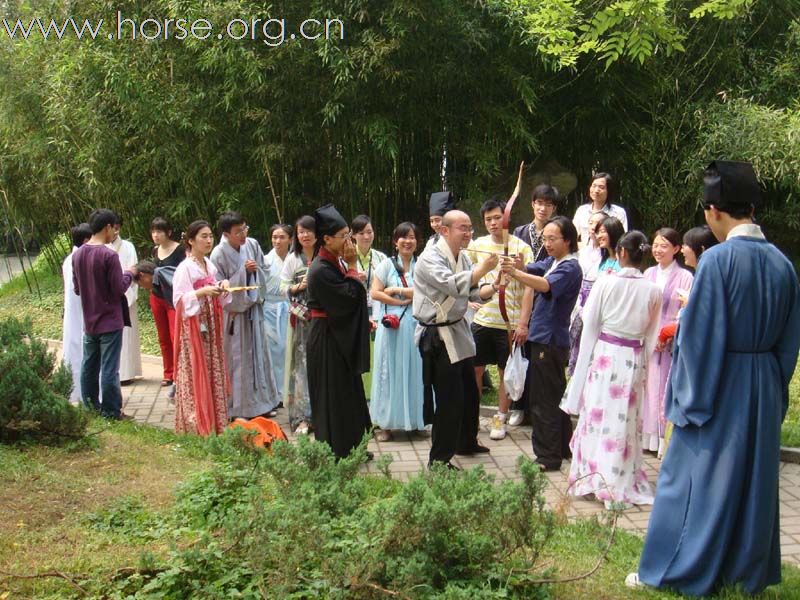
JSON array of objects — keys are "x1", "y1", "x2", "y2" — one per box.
[
  {"x1": 295, "y1": 421, "x2": 309, "y2": 435},
  {"x1": 625, "y1": 573, "x2": 647, "y2": 589},
  {"x1": 489, "y1": 414, "x2": 507, "y2": 440},
  {"x1": 508, "y1": 410, "x2": 524, "y2": 427}
]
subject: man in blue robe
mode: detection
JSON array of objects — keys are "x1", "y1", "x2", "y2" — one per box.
[{"x1": 628, "y1": 161, "x2": 800, "y2": 595}]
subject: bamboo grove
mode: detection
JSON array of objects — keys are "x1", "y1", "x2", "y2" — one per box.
[{"x1": 1, "y1": 0, "x2": 798, "y2": 271}]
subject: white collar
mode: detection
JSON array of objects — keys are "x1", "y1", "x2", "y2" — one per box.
[
  {"x1": 436, "y1": 236, "x2": 462, "y2": 272},
  {"x1": 545, "y1": 252, "x2": 578, "y2": 275},
  {"x1": 658, "y1": 260, "x2": 677, "y2": 273},
  {"x1": 727, "y1": 223, "x2": 765, "y2": 240}
]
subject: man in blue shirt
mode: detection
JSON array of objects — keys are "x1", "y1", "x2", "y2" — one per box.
[{"x1": 501, "y1": 216, "x2": 582, "y2": 471}]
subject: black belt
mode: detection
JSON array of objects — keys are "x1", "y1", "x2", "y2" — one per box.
[{"x1": 420, "y1": 318, "x2": 463, "y2": 328}]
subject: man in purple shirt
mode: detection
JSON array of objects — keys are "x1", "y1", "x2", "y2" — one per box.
[
  {"x1": 72, "y1": 209, "x2": 137, "y2": 419},
  {"x1": 501, "y1": 216, "x2": 582, "y2": 471}
]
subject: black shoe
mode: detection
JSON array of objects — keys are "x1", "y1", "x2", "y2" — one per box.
[
  {"x1": 535, "y1": 460, "x2": 561, "y2": 472},
  {"x1": 455, "y1": 443, "x2": 491, "y2": 456},
  {"x1": 120, "y1": 380, "x2": 134, "y2": 386},
  {"x1": 365, "y1": 451, "x2": 375, "y2": 462}
]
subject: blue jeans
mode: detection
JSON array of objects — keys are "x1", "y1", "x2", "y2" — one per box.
[{"x1": 80, "y1": 329, "x2": 123, "y2": 418}]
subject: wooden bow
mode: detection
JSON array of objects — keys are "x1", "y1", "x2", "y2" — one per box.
[{"x1": 499, "y1": 161, "x2": 525, "y2": 345}]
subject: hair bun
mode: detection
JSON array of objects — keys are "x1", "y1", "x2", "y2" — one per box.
[{"x1": 639, "y1": 243, "x2": 651, "y2": 254}]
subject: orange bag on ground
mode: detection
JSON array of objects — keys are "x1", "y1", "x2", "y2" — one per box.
[{"x1": 228, "y1": 416, "x2": 288, "y2": 449}]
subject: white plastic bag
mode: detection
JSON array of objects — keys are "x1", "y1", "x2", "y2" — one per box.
[{"x1": 503, "y1": 343, "x2": 528, "y2": 401}]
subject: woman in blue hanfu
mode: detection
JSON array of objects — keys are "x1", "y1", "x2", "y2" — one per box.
[{"x1": 369, "y1": 222, "x2": 425, "y2": 441}]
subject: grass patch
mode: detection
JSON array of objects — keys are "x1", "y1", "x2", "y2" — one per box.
[
  {"x1": 546, "y1": 518, "x2": 800, "y2": 599},
  {"x1": 0, "y1": 419, "x2": 210, "y2": 598},
  {"x1": 1, "y1": 424, "x2": 799, "y2": 599}
]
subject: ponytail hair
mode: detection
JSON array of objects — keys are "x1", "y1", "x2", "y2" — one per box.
[
  {"x1": 616, "y1": 230, "x2": 650, "y2": 269},
  {"x1": 182, "y1": 220, "x2": 212, "y2": 252}
]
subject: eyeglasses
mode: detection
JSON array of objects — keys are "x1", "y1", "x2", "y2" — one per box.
[
  {"x1": 533, "y1": 200, "x2": 555, "y2": 207},
  {"x1": 232, "y1": 225, "x2": 249, "y2": 237},
  {"x1": 331, "y1": 231, "x2": 352, "y2": 240},
  {"x1": 453, "y1": 225, "x2": 474, "y2": 233},
  {"x1": 542, "y1": 236, "x2": 563, "y2": 243}
]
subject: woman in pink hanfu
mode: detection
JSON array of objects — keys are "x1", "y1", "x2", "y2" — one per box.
[
  {"x1": 172, "y1": 220, "x2": 231, "y2": 436},
  {"x1": 561, "y1": 231, "x2": 662, "y2": 509},
  {"x1": 641, "y1": 228, "x2": 694, "y2": 456}
]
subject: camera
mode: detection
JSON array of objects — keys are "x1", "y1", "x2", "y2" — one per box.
[{"x1": 381, "y1": 314, "x2": 401, "y2": 329}]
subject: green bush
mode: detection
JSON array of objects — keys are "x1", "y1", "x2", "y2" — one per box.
[
  {"x1": 0, "y1": 317, "x2": 89, "y2": 442},
  {"x1": 105, "y1": 433, "x2": 556, "y2": 599}
]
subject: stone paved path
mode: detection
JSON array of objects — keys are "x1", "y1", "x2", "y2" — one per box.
[{"x1": 107, "y1": 351, "x2": 800, "y2": 566}]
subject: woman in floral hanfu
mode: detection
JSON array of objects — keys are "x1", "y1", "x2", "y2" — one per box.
[
  {"x1": 561, "y1": 231, "x2": 662, "y2": 509},
  {"x1": 172, "y1": 220, "x2": 231, "y2": 436}
]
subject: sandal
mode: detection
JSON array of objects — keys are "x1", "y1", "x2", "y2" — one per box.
[{"x1": 161, "y1": 379, "x2": 173, "y2": 387}]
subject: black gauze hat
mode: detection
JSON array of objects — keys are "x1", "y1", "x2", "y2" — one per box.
[
  {"x1": 429, "y1": 191, "x2": 456, "y2": 217},
  {"x1": 314, "y1": 203, "x2": 348, "y2": 237},
  {"x1": 703, "y1": 160, "x2": 761, "y2": 210}
]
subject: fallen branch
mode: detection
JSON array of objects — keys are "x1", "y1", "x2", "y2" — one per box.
[
  {"x1": 518, "y1": 471, "x2": 621, "y2": 584},
  {"x1": 0, "y1": 569, "x2": 88, "y2": 596}
]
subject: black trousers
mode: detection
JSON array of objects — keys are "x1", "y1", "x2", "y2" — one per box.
[
  {"x1": 527, "y1": 341, "x2": 572, "y2": 469},
  {"x1": 420, "y1": 328, "x2": 480, "y2": 464}
]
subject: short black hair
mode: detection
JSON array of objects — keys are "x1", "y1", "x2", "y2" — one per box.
[
  {"x1": 87, "y1": 209, "x2": 118, "y2": 234},
  {"x1": 70, "y1": 223, "x2": 92, "y2": 248},
  {"x1": 150, "y1": 217, "x2": 172, "y2": 234},
  {"x1": 391, "y1": 221, "x2": 420, "y2": 246},
  {"x1": 218, "y1": 211, "x2": 245, "y2": 234},
  {"x1": 112, "y1": 212, "x2": 123, "y2": 226},
  {"x1": 546, "y1": 216, "x2": 579, "y2": 254},
  {"x1": 351, "y1": 215, "x2": 373, "y2": 235},
  {"x1": 291, "y1": 215, "x2": 317, "y2": 255},
  {"x1": 683, "y1": 226, "x2": 718, "y2": 259},
  {"x1": 135, "y1": 260, "x2": 156, "y2": 275},
  {"x1": 480, "y1": 198, "x2": 506, "y2": 218},
  {"x1": 531, "y1": 184, "x2": 559, "y2": 204}
]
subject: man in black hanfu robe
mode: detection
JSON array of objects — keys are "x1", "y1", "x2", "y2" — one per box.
[
  {"x1": 306, "y1": 203, "x2": 373, "y2": 459},
  {"x1": 628, "y1": 161, "x2": 800, "y2": 595}
]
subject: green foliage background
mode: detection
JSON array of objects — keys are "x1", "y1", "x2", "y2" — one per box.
[{"x1": 0, "y1": 0, "x2": 798, "y2": 263}]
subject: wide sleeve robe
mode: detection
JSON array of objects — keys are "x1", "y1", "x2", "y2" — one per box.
[
  {"x1": 305, "y1": 251, "x2": 372, "y2": 458},
  {"x1": 638, "y1": 237, "x2": 800, "y2": 596}
]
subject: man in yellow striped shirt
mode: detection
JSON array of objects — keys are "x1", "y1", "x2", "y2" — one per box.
[{"x1": 467, "y1": 199, "x2": 534, "y2": 441}]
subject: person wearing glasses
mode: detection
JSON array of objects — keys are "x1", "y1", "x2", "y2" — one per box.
[
  {"x1": 306, "y1": 204, "x2": 373, "y2": 459},
  {"x1": 500, "y1": 216, "x2": 582, "y2": 472},
  {"x1": 210, "y1": 211, "x2": 280, "y2": 421},
  {"x1": 413, "y1": 210, "x2": 499, "y2": 469}
]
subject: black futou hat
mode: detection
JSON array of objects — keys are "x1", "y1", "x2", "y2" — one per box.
[
  {"x1": 429, "y1": 191, "x2": 456, "y2": 217},
  {"x1": 703, "y1": 160, "x2": 762, "y2": 210},
  {"x1": 314, "y1": 203, "x2": 348, "y2": 237}
]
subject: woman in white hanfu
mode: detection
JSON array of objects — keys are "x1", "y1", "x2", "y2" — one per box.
[
  {"x1": 107, "y1": 217, "x2": 142, "y2": 383},
  {"x1": 62, "y1": 223, "x2": 92, "y2": 404},
  {"x1": 561, "y1": 231, "x2": 662, "y2": 510}
]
